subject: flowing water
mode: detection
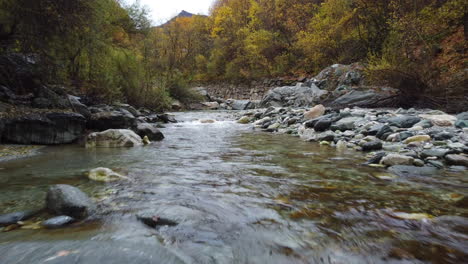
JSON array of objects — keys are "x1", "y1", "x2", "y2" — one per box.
[{"x1": 0, "y1": 111, "x2": 467, "y2": 264}]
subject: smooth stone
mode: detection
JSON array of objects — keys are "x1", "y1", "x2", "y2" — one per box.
[
  {"x1": 317, "y1": 131, "x2": 335, "y2": 142},
  {"x1": 387, "y1": 116, "x2": 421, "y2": 128},
  {"x1": 304, "y1": 104, "x2": 326, "y2": 120},
  {"x1": 238, "y1": 116, "x2": 251, "y2": 124},
  {"x1": 0, "y1": 210, "x2": 39, "y2": 226},
  {"x1": 399, "y1": 131, "x2": 414, "y2": 141},
  {"x1": 331, "y1": 117, "x2": 362, "y2": 131},
  {"x1": 42, "y1": 216, "x2": 75, "y2": 229},
  {"x1": 388, "y1": 165, "x2": 439, "y2": 177},
  {"x1": 432, "y1": 131, "x2": 455, "y2": 141},
  {"x1": 376, "y1": 125, "x2": 393, "y2": 139},
  {"x1": 413, "y1": 159, "x2": 425, "y2": 167},
  {"x1": 133, "y1": 123, "x2": 164, "y2": 141},
  {"x1": 427, "y1": 160, "x2": 444, "y2": 169},
  {"x1": 365, "y1": 152, "x2": 386, "y2": 165},
  {"x1": 362, "y1": 141, "x2": 383, "y2": 151},
  {"x1": 414, "y1": 119, "x2": 433, "y2": 129},
  {"x1": 419, "y1": 114, "x2": 457, "y2": 127},
  {"x1": 86, "y1": 129, "x2": 143, "y2": 148},
  {"x1": 314, "y1": 118, "x2": 332, "y2": 132},
  {"x1": 136, "y1": 211, "x2": 178, "y2": 228},
  {"x1": 381, "y1": 154, "x2": 414, "y2": 166},
  {"x1": 445, "y1": 154, "x2": 468, "y2": 167},
  {"x1": 404, "y1": 135, "x2": 431, "y2": 144},
  {"x1": 420, "y1": 149, "x2": 449, "y2": 159},
  {"x1": 142, "y1": 136, "x2": 151, "y2": 145},
  {"x1": 46, "y1": 184, "x2": 95, "y2": 219},
  {"x1": 455, "y1": 120, "x2": 468, "y2": 128},
  {"x1": 200, "y1": 119, "x2": 215, "y2": 123}
]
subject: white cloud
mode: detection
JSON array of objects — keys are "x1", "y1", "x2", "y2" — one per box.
[{"x1": 126, "y1": 0, "x2": 215, "y2": 25}]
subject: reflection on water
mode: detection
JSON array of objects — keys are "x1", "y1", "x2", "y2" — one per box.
[{"x1": 0, "y1": 111, "x2": 467, "y2": 263}]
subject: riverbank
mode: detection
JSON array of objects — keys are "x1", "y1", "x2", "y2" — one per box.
[{"x1": 237, "y1": 106, "x2": 468, "y2": 173}]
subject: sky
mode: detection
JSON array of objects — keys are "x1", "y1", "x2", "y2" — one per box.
[{"x1": 126, "y1": 0, "x2": 215, "y2": 25}]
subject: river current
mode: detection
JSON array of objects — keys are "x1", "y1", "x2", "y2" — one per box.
[{"x1": 0, "y1": 111, "x2": 467, "y2": 264}]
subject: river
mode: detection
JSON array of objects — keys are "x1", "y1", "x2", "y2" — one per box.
[{"x1": 0, "y1": 111, "x2": 467, "y2": 264}]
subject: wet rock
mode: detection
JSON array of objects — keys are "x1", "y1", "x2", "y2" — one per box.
[
  {"x1": 419, "y1": 114, "x2": 457, "y2": 127},
  {"x1": 46, "y1": 184, "x2": 95, "y2": 219},
  {"x1": 200, "y1": 119, "x2": 215, "y2": 123},
  {"x1": 404, "y1": 135, "x2": 431, "y2": 144},
  {"x1": 157, "y1": 114, "x2": 177, "y2": 123},
  {"x1": 381, "y1": 154, "x2": 414, "y2": 166},
  {"x1": 376, "y1": 125, "x2": 393, "y2": 140},
  {"x1": 361, "y1": 141, "x2": 383, "y2": 151},
  {"x1": 42, "y1": 216, "x2": 75, "y2": 229},
  {"x1": 88, "y1": 110, "x2": 136, "y2": 131},
  {"x1": 367, "y1": 124, "x2": 384, "y2": 136},
  {"x1": 427, "y1": 160, "x2": 444, "y2": 169},
  {"x1": 88, "y1": 167, "x2": 128, "y2": 182},
  {"x1": 0, "y1": 210, "x2": 39, "y2": 226},
  {"x1": 317, "y1": 131, "x2": 335, "y2": 142},
  {"x1": 238, "y1": 116, "x2": 251, "y2": 124},
  {"x1": 455, "y1": 120, "x2": 468, "y2": 128},
  {"x1": 432, "y1": 131, "x2": 455, "y2": 141},
  {"x1": 445, "y1": 154, "x2": 468, "y2": 167},
  {"x1": 420, "y1": 149, "x2": 449, "y2": 159},
  {"x1": 304, "y1": 104, "x2": 325, "y2": 120},
  {"x1": 388, "y1": 165, "x2": 439, "y2": 177},
  {"x1": 365, "y1": 152, "x2": 387, "y2": 165},
  {"x1": 387, "y1": 116, "x2": 421, "y2": 128},
  {"x1": 414, "y1": 119, "x2": 433, "y2": 129},
  {"x1": 314, "y1": 118, "x2": 332, "y2": 132},
  {"x1": 1, "y1": 112, "x2": 86, "y2": 145},
  {"x1": 86, "y1": 129, "x2": 143, "y2": 148},
  {"x1": 136, "y1": 211, "x2": 178, "y2": 228},
  {"x1": 133, "y1": 123, "x2": 164, "y2": 141},
  {"x1": 399, "y1": 131, "x2": 414, "y2": 141},
  {"x1": 171, "y1": 100, "x2": 183, "y2": 111}
]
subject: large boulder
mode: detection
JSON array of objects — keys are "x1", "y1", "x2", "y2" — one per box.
[
  {"x1": 330, "y1": 90, "x2": 386, "y2": 107},
  {"x1": 133, "y1": 123, "x2": 164, "y2": 141},
  {"x1": 260, "y1": 83, "x2": 327, "y2": 107},
  {"x1": 1, "y1": 112, "x2": 86, "y2": 144},
  {"x1": 68, "y1": 95, "x2": 91, "y2": 118},
  {"x1": 86, "y1": 129, "x2": 143, "y2": 148},
  {"x1": 46, "y1": 184, "x2": 95, "y2": 219},
  {"x1": 88, "y1": 110, "x2": 136, "y2": 131},
  {"x1": 228, "y1": 100, "x2": 253, "y2": 110}
]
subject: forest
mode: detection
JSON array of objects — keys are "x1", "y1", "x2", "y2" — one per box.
[{"x1": 0, "y1": 0, "x2": 466, "y2": 110}]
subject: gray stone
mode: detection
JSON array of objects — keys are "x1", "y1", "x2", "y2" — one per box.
[
  {"x1": 445, "y1": 154, "x2": 468, "y2": 167},
  {"x1": 86, "y1": 129, "x2": 143, "y2": 148},
  {"x1": 387, "y1": 116, "x2": 421, "y2": 128},
  {"x1": 42, "y1": 216, "x2": 75, "y2": 229},
  {"x1": 399, "y1": 131, "x2": 414, "y2": 141},
  {"x1": 455, "y1": 120, "x2": 468, "y2": 129},
  {"x1": 361, "y1": 141, "x2": 383, "y2": 151},
  {"x1": 68, "y1": 95, "x2": 91, "y2": 119},
  {"x1": 46, "y1": 185, "x2": 95, "y2": 219},
  {"x1": 420, "y1": 149, "x2": 450, "y2": 159},
  {"x1": 230, "y1": 100, "x2": 253, "y2": 110},
  {"x1": 330, "y1": 90, "x2": 384, "y2": 107},
  {"x1": 134, "y1": 123, "x2": 164, "y2": 141},
  {"x1": 136, "y1": 211, "x2": 178, "y2": 228},
  {"x1": 456, "y1": 112, "x2": 468, "y2": 120},
  {"x1": 260, "y1": 83, "x2": 327, "y2": 107},
  {"x1": 88, "y1": 110, "x2": 136, "y2": 131},
  {"x1": 0, "y1": 210, "x2": 39, "y2": 226},
  {"x1": 314, "y1": 118, "x2": 332, "y2": 132},
  {"x1": 376, "y1": 125, "x2": 393, "y2": 140},
  {"x1": 1, "y1": 112, "x2": 86, "y2": 145},
  {"x1": 331, "y1": 117, "x2": 362, "y2": 131},
  {"x1": 388, "y1": 165, "x2": 439, "y2": 177}
]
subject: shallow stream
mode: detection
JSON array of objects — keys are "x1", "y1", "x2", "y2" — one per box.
[{"x1": 0, "y1": 111, "x2": 467, "y2": 264}]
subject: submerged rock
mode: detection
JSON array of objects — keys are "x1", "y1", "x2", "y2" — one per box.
[
  {"x1": 87, "y1": 167, "x2": 128, "y2": 182},
  {"x1": 42, "y1": 216, "x2": 75, "y2": 229},
  {"x1": 136, "y1": 211, "x2": 178, "y2": 228},
  {"x1": 86, "y1": 129, "x2": 143, "y2": 148},
  {"x1": 0, "y1": 210, "x2": 39, "y2": 226},
  {"x1": 46, "y1": 184, "x2": 95, "y2": 219}
]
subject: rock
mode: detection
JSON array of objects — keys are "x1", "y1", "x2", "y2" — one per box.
[
  {"x1": 399, "y1": 131, "x2": 414, "y2": 141},
  {"x1": 88, "y1": 110, "x2": 136, "y2": 131},
  {"x1": 157, "y1": 114, "x2": 177, "y2": 123},
  {"x1": 68, "y1": 95, "x2": 91, "y2": 119},
  {"x1": 376, "y1": 125, "x2": 393, "y2": 140},
  {"x1": 317, "y1": 131, "x2": 335, "y2": 142},
  {"x1": 201, "y1": 102, "x2": 220, "y2": 110},
  {"x1": 266, "y1": 123, "x2": 280, "y2": 132},
  {"x1": 365, "y1": 152, "x2": 387, "y2": 165},
  {"x1": 331, "y1": 117, "x2": 362, "y2": 131},
  {"x1": 432, "y1": 131, "x2": 455, "y2": 141},
  {"x1": 389, "y1": 165, "x2": 439, "y2": 177},
  {"x1": 1, "y1": 112, "x2": 86, "y2": 145},
  {"x1": 413, "y1": 159, "x2": 425, "y2": 167},
  {"x1": 414, "y1": 119, "x2": 433, "y2": 129},
  {"x1": 88, "y1": 167, "x2": 128, "y2": 182},
  {"x1": 314, "y1": 118, "x2": 332, "y2": 132},
  {"x1": 46, "y1": 185, "x2": 95, "y2": 219},
  {"x1": 133, "y1": 123, "x2": 164, "y2": 141},
  {"x1": 171, "y1": 100, "x2": 183, "y2": 111},
  {"x1": 42, "y1": 216, "x2": 75, "y2": 229},
  {"x1": 200, "y1": 119, "x2": 215, "y2": 123},
  {"x1": 336, "y1": 140, "x2": 347, "y2": 151},
  {"x1": 304, "y1": 104, "x2": 325, "y2": 120},
  {"x1": 330, "y1": 90, "x2": 388, "y2": 107},
  {"x1": 0, "y1": 210, "x2": 39, "y2": 226},
  {"x1": 455, "y1": 120, "x2": 468, "y2": 128},
  {"x1": 427, "y1": 160, "x2": 444, "y2": 169},
  {"x1": 238, "y1": 116, "x2": 251, "y2": 124},
  {"x1": 420, "y1": 149, "x2": 449, "y2": 159},
  {"x1": 136, "y1": 211, "x2": 178, "y2": 228},
  {"x1": 404, "y1": 135, "x2": 431, "y2": 144},
  {"x1": 230, "y1": 100, "x2": 252, "y2": 110},
  {"x1": 86, "y1": 129, "x2": 143, "y2": 148},
  {"x1": 367, "y1": 124, "x2": 384, "y2": 136},
  {"x1": 456, "y1": 112, "x2": 468, "y2": 120},
  {"x1": 419, "y1": 114, "x2": 457, "y2": 127},
  {"x1": 142, "y1": 136, "x2": 151, "y2": 145},
  {"x1": 388, "y1": 116, "x2": 421, "y2": 128},
  {"x1": 260, "y1": 83, "x2": 327, "y2": 107},
  {"x1": 445, "y1": 154, "x2": 468, "y2": 167},
  {"x1": 381, "y1": 154, "x2": 414, "y2": 166},
  {"x1": 362, "y1": 141, "x2": 383, "y2": 151}
]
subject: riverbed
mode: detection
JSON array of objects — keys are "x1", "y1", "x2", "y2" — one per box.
[{"x1": 0, "y1": 111, "x2": 467, "y2": 264}]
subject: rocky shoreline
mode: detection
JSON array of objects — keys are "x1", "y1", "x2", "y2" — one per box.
[{"x1": 237, "y1": 106, "x2": 468, "y2": 173}]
